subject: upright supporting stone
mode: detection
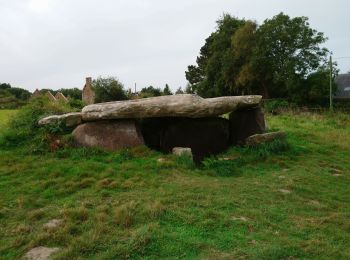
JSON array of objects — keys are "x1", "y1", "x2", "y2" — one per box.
[
  {"x1": 229, "y1": 107, "x2": 266, "y2": 145},
  {"x1": 72, "y1": 120, "x2": 144, "y2": 151}
]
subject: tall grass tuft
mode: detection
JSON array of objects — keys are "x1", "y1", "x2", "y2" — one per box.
[{"x1": 244, "y1": 138, "x2": 290, "y2": 158}]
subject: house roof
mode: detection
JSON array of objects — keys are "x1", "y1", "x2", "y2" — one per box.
[
  {"x1": 335, "y1": 74, "x2": 350, "y2": 98},
  {"x1": 55, "y1": 92, "x2": 68, "y2": 102}
]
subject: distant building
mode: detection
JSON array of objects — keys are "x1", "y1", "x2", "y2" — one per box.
[
  {"x1": 32, "y1": 89, "x2": 41, "y2": 98},
  {"x1": 82, "y1": 77, "x2": 95, "y2": 104},
  {"x1": 31, "y1": 89, "x2": 68, "y2": 103},
  {"x1": 46, "y1": 91, "x2": 57, "y2": 102},
  {"x1": 55, "y1": 92, "x2": 69, "y2": 103},
  {"x1": 335, "y1": 74, "x2": 350, "y2": 99}
]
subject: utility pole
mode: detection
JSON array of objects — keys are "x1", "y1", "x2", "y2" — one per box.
[
  {"x1": 329, "y1": 55, "x2": 333, "y2": 112},
  {"x1": 134, "y1": 83, "x2": 137, "y2": 94}
]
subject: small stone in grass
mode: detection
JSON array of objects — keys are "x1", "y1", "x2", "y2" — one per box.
[
  {"x1": 231, "y1": 216, "x2": 249, "y2": 222},
  {"x1": 332, "y1": 174, "x2": 342, "y2": 177},
  {"x1": 23, "y1": 247, "x2": 59, "y2": 260},
  {"x1": 43, "y1": 219, "x2": 62, "y2": 229},
  {"x1": 279, "y1": 189, "x2": 291, "y2": 194},
  {"x1": 157, "y1": 158, "x2": 166, "y2": 163}
]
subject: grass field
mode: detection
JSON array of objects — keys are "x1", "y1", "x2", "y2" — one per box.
[
  {"x1": 0, "y1": 109, "x2": 349, "y2": 259},
  {"x1": 0, "y1": 110, "x2": 17, "y2": 129}
]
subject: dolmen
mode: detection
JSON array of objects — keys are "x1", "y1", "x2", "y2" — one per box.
[{"x1": 39, "y1": 94, "x2": 266, "y2": 162}]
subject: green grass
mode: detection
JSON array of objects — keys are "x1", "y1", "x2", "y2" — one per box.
[
  {"x1": 0, "y1": 110, "x2": 17, "y2": 129},
  {"x1": 0, "y1": 110, "x2": 349, "y2": 259}
]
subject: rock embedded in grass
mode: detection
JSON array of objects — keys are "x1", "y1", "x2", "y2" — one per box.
[
  {"x1": 43, "y1": 219, "x2": 62, "y2": 229},
  {"x1": 279, "y1": 189, "x2": 292, "y2": 194},
  {"x1": 172, "y1": 147, "x2": 193, "y2": 158},
  {"x1": 23, "y1": 246, "x2": 59, "y2": 260},
  {"x1": 245, "y1": 131, "x2": 287, "y2": 146}
]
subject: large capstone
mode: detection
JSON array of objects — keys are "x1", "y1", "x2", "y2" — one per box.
[
  {"x1": 82, "y1": 94, "x2": 262, "y2": 121},
  {"x1": 72, "y1": 120, "x2": 144, "y2": 151},
  {"x1": 229, "y1": 107, "x2": 266, "y2": 145},
  {"x1": 141, "y1": 117, "x2": 230, "y2": 162}
]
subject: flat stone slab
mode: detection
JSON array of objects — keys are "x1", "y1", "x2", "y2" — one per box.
[
  {"x1": 82, "y1": 94, "x2": 262, "y2": 121},
  {"x1": 23, "y1": 247, "x2": 59, "y2": 260},
  {"x1": 39, "y1": 112, "x2": 82, "y2": 127},
  {"x1": 245, "y1": 131, "x2": 286, "y2": 146}
]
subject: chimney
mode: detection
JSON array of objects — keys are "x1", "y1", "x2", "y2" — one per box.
[{"x1": 86, "y1": 77, "x2": 92, "y2": 86}]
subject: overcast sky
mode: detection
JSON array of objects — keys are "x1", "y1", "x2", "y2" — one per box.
[{"x1": 1, "y1": 0, "x2": 350, "y2": 92}]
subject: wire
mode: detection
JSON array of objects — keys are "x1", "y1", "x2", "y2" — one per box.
[{"x1": 333, "y1": 57, "x2": 350, "y2": 60}]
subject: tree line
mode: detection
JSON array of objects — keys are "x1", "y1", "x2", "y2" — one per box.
[{"x1": 91, "y1": 76, "x2": 184, "y2": 103}]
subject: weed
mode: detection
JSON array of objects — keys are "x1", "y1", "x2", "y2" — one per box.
[
  {"x1": 147, "y1": 201, "x2": 166, "y2": 220},
  {"x1": 244, "y1": 138, "x2": 290, "y2": 158},
  {"x1": 114, "y1": 202, "x2": 137, "y2": 228},
  {"x1": 62, "y1": 207, "x2": 89, "y2": 223},
  {"x1": 202, "y1": 157, "x2": 243, "y2": 176}
]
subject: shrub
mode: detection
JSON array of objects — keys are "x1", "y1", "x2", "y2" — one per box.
[
  {"x1": 93, "y1": 76, "x2": 128, "y2": 103},
  {"x1": 202, "y1": 157, "x2": 243, "y2": 177},
  {"x1": 114, "y1": 202, "x2": 137, "y2": 227},
  {"x1": 68, "y1": 98, "x2": 85, "y2": 109},
  {"x1": 263, "y1": 99, "x2": 290, "y2": 114},
  {"x1": 0, "y1": 97, "x2": 73, "y2": 150}
]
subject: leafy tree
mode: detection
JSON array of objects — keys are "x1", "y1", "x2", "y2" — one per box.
[
  {"x1": 7, "y1": 87, "x2": 31, "y2": 101},
  {"x1": 175, "y1": 87, "x2": 184, "y2": 94},
  {"x1": 0, "y1": 83, "x2": 11, "y2": 90},
  {"x1": 140, "y1": 86, "x2": 162, "y2": 98},
  {"x1": 40, "y1": 89, "x2": 57, "y2": 95},
  {"x1": 185, "y1": 14, "x2": 245, "y2": 97},
  {"x1": 163, "y1": 84, "x2": 173, "y2": 95},
  {"x1": 185, "y1": 84, "x2": 195, "y2": 94},
  {"x1": 303, "y1": 68, "x2": 338, "y2": 103},
  {"x1": 186, "y1": 13, "x2": 329, "y2": 103},
  {"x1": 254, "y1": 13, "x2": 328, "y2": 99},
  {"x1": 92, "y1": 77, "x2": 128, "y2": 103},
  {"x1": 59, "y1": 88, "x2": 82, "y2": 100}
]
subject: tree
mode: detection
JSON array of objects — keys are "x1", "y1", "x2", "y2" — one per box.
[
  {"x1": 254, "y1": 13, "x2": 328, "y2": 99},
  {"x1": 59, "y1": 88, "x2": 82, "y2": 100},
  {"x1": 7, "y1": 87, "x2": 31, "y2": 101},
  {"x1": 175, "y1": 87, "x2": 184, "y2": 94},
  {"x1": 92, "y1": 77, "x2": 128, "y2": 103},
  {"x1": 186, "y1": 13, "x2": 329, "y2": 103},
  {"x1": 140, "y1": 86, "x2": 162, "y2": 98},
  {"x1": 185, "y1": 84, "x2": 195, "y2": 94},
  {"x1": 163, "y1": 84, "x2": 173, "y2": 95},
  {"x1": 185, "y1": 14, "x2": 245, "y2": 97},
  {"x1": 0, "y1": 83, "x2": 11, "y2": 90},
  {"x1": 303, "y1": 67, "x2": 338, "y2": 103}
]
